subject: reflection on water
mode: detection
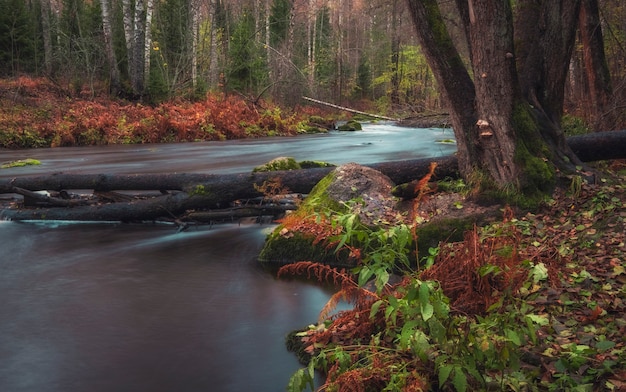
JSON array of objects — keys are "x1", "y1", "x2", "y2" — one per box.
[{"x1": 0, "y1": 221, "x2": 336, "y2": 391}]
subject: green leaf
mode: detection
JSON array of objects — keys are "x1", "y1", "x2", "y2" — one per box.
[
  {"x1": 531, "y1": 262, "x2": 549, "y2": 283},
  {"x1": 421, "y1": 302, "x2": 434, "y2": 321},
  {"x1": 287, "y1": 367, "x2": 314, "y2": 392},
  {"x1": 595, "y1": 340, "x2": 616, "y2": 351},
  {"x1": 438, "y1": 364, "x2": 453, "y2": 387},
  {"x1": 358, "y1": 267, "x2": 374, "y2": 287},
  {"x1": 375, "y1": 269, "x2": 390, "y2": 292},
  {"x1": 369, "y1": 299, "x2": 384, "y2": 319},
  {"x1": 419, "y1": 281, "x2": 430, "y2": 307},
  {"x1": 428, "y1": 317, "x2": 447, "y2": 344},
  {"x1": 526, "y1": 313, "x2": 550, "y2": 326},
  {"x1": 505, "y1": 329, "x2": 522, "y2": 346},
  {"x1": 452, "y1": 367, "x2": 468, "y2": 392}
]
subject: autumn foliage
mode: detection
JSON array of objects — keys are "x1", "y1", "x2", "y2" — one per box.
[{"x1": 0, "y1": 77, "x2": 329, "y2": 149}]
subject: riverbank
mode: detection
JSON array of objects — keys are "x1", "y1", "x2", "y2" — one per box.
[
  {"x1": 0, "y1": 77, "x2": 339, "y2": 149},
  {"x1": 283, "y1": 164, "x2": 626, "y2": 390}
]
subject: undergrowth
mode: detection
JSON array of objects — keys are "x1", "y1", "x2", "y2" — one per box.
[
  {"x1": 0, "y1": 76, "x2": 332, "y2": 148},
  {"x1": 280, "y1": 170, "x2": 626, "y2": 391}
]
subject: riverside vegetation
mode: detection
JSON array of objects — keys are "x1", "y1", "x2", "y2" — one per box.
[
  {"x1": 280, "y1": 165, "x2": 626, "y2": 391},
  {"x1": 0, "y1": 77, "x2": 335, "y2": 149}
]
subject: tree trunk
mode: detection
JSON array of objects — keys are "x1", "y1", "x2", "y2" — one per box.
[
  {"x1": 465, "y1": 0, "x2": 520, "y2": 185},
  {"x1": 208, "y1": 0, "x2": 220, "y2": 88},
  {"x1": 132, "y1": 0, "x2": 146, "y2": 95},
  {"x1": 40, "y1": 0, "x2": 53, "y2": 75},
  {"x1": 407, "y1": 0, "x2": 587, "y2": 201},
  {"x1": 100, "y1": 0, "x2": 121, "y2": 94},
  {"x1": 144, "y1": 0, "x2": 155, "y2": 89},
  {"x1": 579, "y1": 0, "x2": 615, "y2": 132},
  {"x1": 389, "y1": 0, "x2": 401, "y2": 105},
  {"x1": 405, "y1": 0, "x2": 478, "y2": 181}
]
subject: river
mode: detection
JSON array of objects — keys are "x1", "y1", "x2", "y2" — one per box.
[{"x1": 0, "y1": 123, "x2": 455, "y2": 392}]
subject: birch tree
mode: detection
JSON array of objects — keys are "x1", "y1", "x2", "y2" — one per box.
[
  {"x1": 99, "y1": 0, "x2": 121, "y2": 93},
  {"x1": 121, "y1": 0, "x2": 153, "y2": 96}
]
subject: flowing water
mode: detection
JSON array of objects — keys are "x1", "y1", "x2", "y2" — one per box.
[{"x1": 0, "y1": 123, "x2": 455, "y2": 391}]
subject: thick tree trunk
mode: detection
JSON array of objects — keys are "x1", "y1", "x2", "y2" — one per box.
[
  {"x1": 405, "y1": 0, "x2": 478, "y2": 179},
  {"x1": 465, "y1": 0, "x2": 520, "y2": 185},
  {"x1": 579, "y1": 0, "x2": 615, "y2": 132},
  {"x1": 515, "y1": 0, "x2": 583, "y2": 171},
  {"x1": 407, "y1": 0, "x2": 587, "y2": 200}
]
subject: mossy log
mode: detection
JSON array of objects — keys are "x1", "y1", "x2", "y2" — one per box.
[
  {"x1": 1, "y1": 130, "x2": 623, "y2": 222},
  {"x1": 0, "y1": 158, "x2": 457, "y2": 222}
]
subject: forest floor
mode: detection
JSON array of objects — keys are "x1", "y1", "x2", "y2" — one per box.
[{"x1": 283, "y1": 165, "x2": 626, "y2": 390}]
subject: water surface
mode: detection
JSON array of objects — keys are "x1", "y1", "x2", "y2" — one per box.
[{"x1": 0, "y1": 123, "x2": 455, "y2": 391}]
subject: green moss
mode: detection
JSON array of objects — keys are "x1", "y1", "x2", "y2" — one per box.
[
  {"x1": 258, "y1": 230, "x2": 349, "y2": 267},
  {"x1": 300, "y1": 171, "x2": 344, "y2": 214},
  {"x1": 298, "y1": 160, "x2": 336, "y2": 169},
  {"x1": 511, "y1": 103, "x2": 557, "y2": 206},
  {"x1": 253, "y1": 157, "x2": 301, "y2": 172},
  {"x1": 259, "y1": 170, "x2": 351, "y2": 266},
  {"x1": 415, "y1": 217, "x2": 474, "y2": 259},
  {"x1": 337, "y1": 120, "x2": 362, "y2": 131},
  {"x1": 1, "y1": 158, "x2": 41, "y2": 169},
  {"x1": 562, "y1": 114, "x2": 591, "y2": 136},
  {"x1": 188, "y1": 184, "x2": 211, "y2": 196}
]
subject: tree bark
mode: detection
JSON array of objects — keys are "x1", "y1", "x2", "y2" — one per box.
[
  {"x1": 407, "y1": 0, "x2": 586, "y2": 200},
  {"x1": 144, "y1": 0, "x2": 155, "y2": 89},
  {"x1": 40, "y1": 0, "x2": 53, "y2": 75},
  {"x1": 579, "y1": 0, "x2": 615, "y2": 132},
  {"x1": 100, "y1": 0, "x2": 122, "y2": 94}
]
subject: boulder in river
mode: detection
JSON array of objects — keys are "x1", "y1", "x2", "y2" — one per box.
[{"x1": 258, "y1": 163, "x2": 405, "y2": 268}]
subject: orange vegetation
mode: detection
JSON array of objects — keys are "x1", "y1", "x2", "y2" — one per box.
[{"x1": 0, "y1": 76, "x2": 329, "y2": 148}]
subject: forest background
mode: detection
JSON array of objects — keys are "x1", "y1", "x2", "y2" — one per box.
[{"x1": 1, "y1": 0, "x2": 625, "y2": 150}]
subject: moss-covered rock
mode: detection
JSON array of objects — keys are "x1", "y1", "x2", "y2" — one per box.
[
  {"x1": 336, "y1": 120, "x2": 363, "y2": 131},
  {"x1": 259, "y1": 163, "x2": 400, "y2": 267}
]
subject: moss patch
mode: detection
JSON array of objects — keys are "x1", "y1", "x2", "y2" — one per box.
[
  {"x1": 253, "y1": 157, "x2": 301, "y2": 172},
  {"x1": 1, "y1": 158, "x2": 41, "y2": 169},
  {"x1": 336, "y1": 120, "x2": 362, "y2": 131}
]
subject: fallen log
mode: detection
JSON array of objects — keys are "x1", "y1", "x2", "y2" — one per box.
[
  {"x1": 0, "y1": 157, "x2": 459, "y2": 196},
  {"x1": 566, "y1": 130, "x2": 626, "y2": 162},
  {"x1": 1, "y1": 130, "x2": 624, "y2": 222},
  {"x1": 0, "y1": 157, "x2": 458, "y2": 222},
  {"x1": 302, "y1": 96, "x2": 401, "y2": 122}
]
